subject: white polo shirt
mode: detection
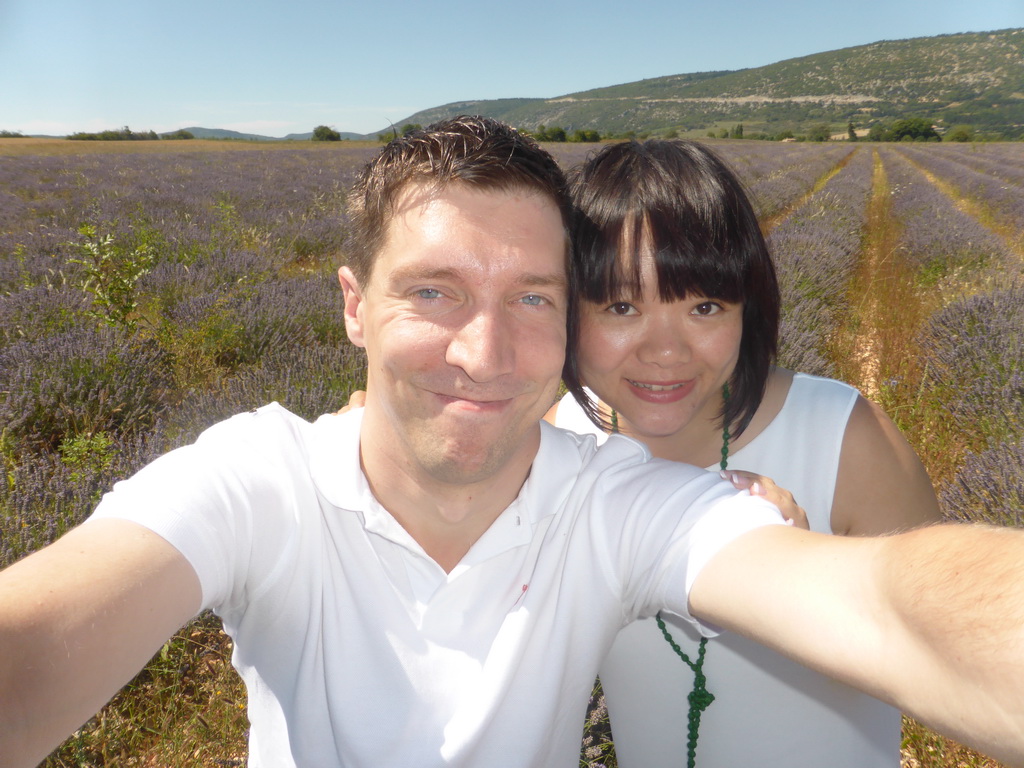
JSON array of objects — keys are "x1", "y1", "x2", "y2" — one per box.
[{"x1": 92, "y1": 403, "x2": 782, "y2": 767}]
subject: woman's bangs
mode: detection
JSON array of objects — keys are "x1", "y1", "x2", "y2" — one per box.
[{"x1": 646, "y1": 208, "x2": 747, "y2": 304}]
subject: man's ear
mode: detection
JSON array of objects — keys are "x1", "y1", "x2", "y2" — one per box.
[{"x1": 338, "y1": 266, "x2": 367, "y2": 348}]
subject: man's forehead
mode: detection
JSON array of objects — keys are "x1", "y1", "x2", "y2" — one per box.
[
  {"x1": 389, "y1": 179, "x2": 562, "y2": 221},
  {"x1": 373, "y1": 182, "x2": 569, "y2": 281}
]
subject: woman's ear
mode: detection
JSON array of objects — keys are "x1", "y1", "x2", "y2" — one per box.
[{"x1": 338, "y1": 266, "x2": 366, "y2": 348}]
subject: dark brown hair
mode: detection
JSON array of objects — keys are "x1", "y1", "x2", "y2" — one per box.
[
  {"x1": 346, "y1": 115, "x2": 573, "y2": 285},
  {"x1": 564, "y1": 139, "x2": 779, "y2": 436}
]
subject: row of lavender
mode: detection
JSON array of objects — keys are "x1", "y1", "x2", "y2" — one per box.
[
  {"x1": 880, "y1": 149, "x2": 1013, "y2": 278},
  {"x1": 715, "y1": 142, "x2": 852, "y2": 220},
  {"x1": 879, "y1": 147, "x2": 1024, "y2": 526},
  {"x1": 0, "y1": 149, "x2": 378, "y2": 565},
  {"x1": 765, "y1": 146, "x2": 874, "y2": 376},
  {"x1": 894, "y1": 143, "x2": 1024, "y2": 236}
]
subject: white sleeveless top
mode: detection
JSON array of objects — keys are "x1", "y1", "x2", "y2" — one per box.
[{"x1": 555, "y1": 372, "x2": 901, "y2": 767}]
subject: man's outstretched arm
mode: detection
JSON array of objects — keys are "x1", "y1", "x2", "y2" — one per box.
[
  {"x1": 690, "y1": 522, "x2": 1024, "y2": 767},
  {"x1": 0, "y1": 518, "x2": 201, "y2": 768}
]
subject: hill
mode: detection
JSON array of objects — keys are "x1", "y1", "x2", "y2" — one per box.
[{"x1": 380, "y1": 28, "x2": 1024, "y2": 139}]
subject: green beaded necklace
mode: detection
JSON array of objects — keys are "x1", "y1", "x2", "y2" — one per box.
[{"x1": 611, "y1": 382, "x2": 731, "y2": 768}]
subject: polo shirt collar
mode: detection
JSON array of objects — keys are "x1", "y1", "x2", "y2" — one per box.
[{"x1": 307, "y1": 410, "x2": 584, "y2": 561}]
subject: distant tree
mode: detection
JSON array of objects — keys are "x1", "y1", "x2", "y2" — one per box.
[
  {"x1": 886, "y1": 118, "x2": 939, "y2": 142},
  {"x1": 706, "y1": 131, "x2": 716, "y2": 138},
  {"x1": 775, "y1": 129, "x2": 795, "y2": 141},
  {"x1": 312, "y1": 125, "x2": 342, "y2": 142},
  {"x1": 718, "y1": 129, "x2": 729, "y2": 139},
  {"x1": 807, "y1": 124, "x2": 832, "y2": 142},
  {"x1": 664, "y1": 128, "x2": 679, "y2": 139},
  {"x1": 730, "y1": 124, "x2": 744, "y2": 139},
  {"x1": 847, "y1": 121, "x2": 857, "y2": 142},
  {"x1": 0, "y1": 130, "x2": 26, "y2": 138},
  {"x1": 162, "y1": 129, "x2": 195, "y2": 140},
  {"x1": 569, "y1": 129, "x2": 601, "y2": 143},
  {"x1": 945, "y1": 125, "x2": 974, "y2": 142},
  {"x1": 535, "y1": 125, "x2": 566, "y2": 142},
  {"x1": 400, "y1": 123, "x2": 422, "y2": 136},
  {"x1": 866, "y1": 123, "x2": 886, "y2": 142}
]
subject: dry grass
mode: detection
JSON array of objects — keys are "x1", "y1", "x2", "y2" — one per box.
[
  {"x1": 0, "y1": 137, "x2": 378, "y2": 157},
  {"x1": 829, "y1": 148, "x2": 1010, "y2": 767},
  {"x1": 44, "y1": 616, "x2": 249, "y2": 767}
]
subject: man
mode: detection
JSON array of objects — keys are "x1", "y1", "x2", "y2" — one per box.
[{"x1": 2, "y1": 117, "x2": 1023, "y2": 768}]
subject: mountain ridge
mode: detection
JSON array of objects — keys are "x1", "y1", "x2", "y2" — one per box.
[
  {"x1": 380, "y1": 28, "x2": 1024, "y2": 139},
  {"x1": 51, "y1": 28, "x2": 1020, "y2": 142}
]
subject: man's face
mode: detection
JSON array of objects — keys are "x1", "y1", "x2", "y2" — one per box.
[{"x1": 339, "y1": 183, "x2": 568, "y2": 488}]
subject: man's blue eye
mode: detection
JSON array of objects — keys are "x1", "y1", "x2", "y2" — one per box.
[
  {"x1": 417, "y1": 288, "x2": 441, "y2": 299},
  {"x1": 521, "y1": 294, "x2": 545, "y2": 306}
]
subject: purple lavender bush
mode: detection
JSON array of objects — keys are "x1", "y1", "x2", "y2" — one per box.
[
  {"x1": 0, "y1": 147, "x2": 371, "y2": 567},
  {"x1": 0, "y1": 325, "x2": 173, "y2": 451},
  {"x1": 940, "y1": 441, "x2": 1024, "y2": 527},
  {"x1": 920, "y1": 283, "x2": 1024, "y2": 448}
]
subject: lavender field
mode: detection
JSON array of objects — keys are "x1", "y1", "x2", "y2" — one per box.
[{"x1": 1, "y1": 138, "x2": 1022, "y2": 767}]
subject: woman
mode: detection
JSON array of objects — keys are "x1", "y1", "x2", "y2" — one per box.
[{"x1": 549, "y1": 139, "x2": 940, "y2": 767}]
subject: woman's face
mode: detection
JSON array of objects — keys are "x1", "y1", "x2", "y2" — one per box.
[{"x1": 578, "y1": 253, "x2": 743, "y2": 442}]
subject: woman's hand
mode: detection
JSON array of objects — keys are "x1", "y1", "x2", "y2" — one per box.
[
  {"x1": 720, "y1": 470, "x2": 808, "y2": 530},
  {"x1": 335, "y1": 390, "x2": 366, "y2": 415}
]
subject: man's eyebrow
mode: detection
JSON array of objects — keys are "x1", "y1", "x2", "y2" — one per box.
[
  {"x1": 519, "y1": 273, "x2": 569, "y2": 291},
  {"x1": 388, "y1": 265, "x2": 463, "y2": 283},
  {"x1": 387, "y1": 266, "x2": 568, "y2": 291}
]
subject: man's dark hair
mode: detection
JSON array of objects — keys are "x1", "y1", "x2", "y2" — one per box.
[
  {"x1": 563, "y1": 139, "x2": 780, "y2": 436},
  {"x1": 346, "y1": 115, "x2": 573, "y2": 285}
]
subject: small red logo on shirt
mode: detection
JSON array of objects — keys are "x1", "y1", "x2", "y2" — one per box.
[{"x1": 512, "y1": 584, "x2": 529, "y2": 607}]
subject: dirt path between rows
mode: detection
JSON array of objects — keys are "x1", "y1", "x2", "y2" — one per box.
[{"x1": 843, "y1": 150, "x2": 892, "y2": 398}]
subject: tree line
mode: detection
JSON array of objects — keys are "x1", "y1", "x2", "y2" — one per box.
[
  {"x1": 67, "y1": 127, "x2": 195, "y2": 141},
  {"x1": 312, "y1": 118, "x2": 989, "y2": 145}
]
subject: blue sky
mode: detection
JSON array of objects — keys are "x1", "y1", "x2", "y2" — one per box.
[{"x1": 1, "y1": 0, "x2": 1020, "y2": 137}]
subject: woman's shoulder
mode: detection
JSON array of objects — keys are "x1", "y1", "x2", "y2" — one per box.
[
  {"x1": 788, "y1": 369, "x2": 859, "y2": 398},
  {"x1": 734, "y1": 369, "x2": 859, "y2": 453},
  {"x1": 771, "y1": 369, "x2": 861, "y2": 418}
]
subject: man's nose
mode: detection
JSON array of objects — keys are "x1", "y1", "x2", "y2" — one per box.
[{"x1": 445, "y1": 308, "x2": 516, "y2": 382}]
